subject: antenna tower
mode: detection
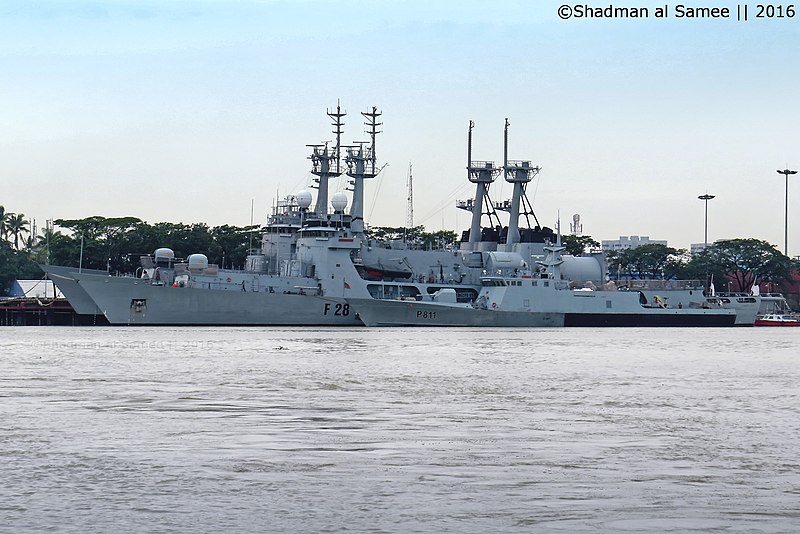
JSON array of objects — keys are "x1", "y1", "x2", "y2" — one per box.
[
  {"x1": 328, "y1": 101, "x2": 345, "y2": 174},
  {"x1": 406, "y1": 162, "x2": 414, "y2": 228},
  {"x1": 361, "y1": 106, "x2": 382, "y2": 176},
  {"x1": 345, "y1": 106, "x2": 383, "y2": 234},
  {"x1": 309, "y1": 102, "x2": 346, "y2": 215}
]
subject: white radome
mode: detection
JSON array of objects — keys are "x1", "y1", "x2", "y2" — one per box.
[
  {"x1": 331, "y1": 192, "x2": 348, "y2": 212},
  {"x1": 296, "y1": 189, "x2": 313, "y2": 209}
]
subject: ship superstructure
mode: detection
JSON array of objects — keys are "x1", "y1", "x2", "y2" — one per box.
[{"x1": 42, "y1": 107, "x2": 759, "y2": 326}]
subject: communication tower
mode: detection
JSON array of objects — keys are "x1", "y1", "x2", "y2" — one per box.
[
  {"x1": 406, "y1": 162, "x2": 414, "y2": 228},
  {"x1": 570, "y1": 213, "x2": 583, "y2": 235}
]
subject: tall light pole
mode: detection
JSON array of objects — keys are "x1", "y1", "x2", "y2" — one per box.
[
  {"x1": 777, "y1": 168, "x2": 797, "y2": 256},
  {"x1": 698, "y1": 194, "x2": 715, "y2": 248}
]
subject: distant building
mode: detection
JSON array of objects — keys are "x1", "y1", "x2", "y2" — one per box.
[
  {"x1": 569, "y1": 213, "x2": 583, "y2": 236},
  {"x1": 601, "y1": 236, "x2": 667, "y2": 252},
  {"x1": 690, "y1": 243, "x2": 708, "y2": 255}
]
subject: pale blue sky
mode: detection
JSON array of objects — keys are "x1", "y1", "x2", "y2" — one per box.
[{"x1": 2, "y1": 0, "x2": 799, "y2": 254}]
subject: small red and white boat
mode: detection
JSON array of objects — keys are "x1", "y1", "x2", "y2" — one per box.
[{"x1": 754, "y1": 313, "x2": 800, "y2": 326}]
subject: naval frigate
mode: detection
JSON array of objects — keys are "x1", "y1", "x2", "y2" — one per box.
[
  {"x1": 43, "y1": 109, "x2": 757, "y2": 326},
  {"x1": 43, "y1": 107, "x2": 562, "y2": 326}
]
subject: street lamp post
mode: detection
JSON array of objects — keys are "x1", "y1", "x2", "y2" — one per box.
[
  {"x1": 776, "y1": 168, "x2": 797, "y2": 256},
  {"x1": 698, "y1": 194, "x2": 715, "y2": 248}
]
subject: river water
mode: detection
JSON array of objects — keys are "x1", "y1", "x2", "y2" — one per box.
[{"x1": 1, "y1": 327, "x2": 798, "y2": 533}]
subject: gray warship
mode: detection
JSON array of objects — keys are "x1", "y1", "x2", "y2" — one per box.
[
  {"x1": 43, "y1": 108, "x2": 757, "y2": 326},
  {"x1": 347, "y1": 118, "x2": 747, "y2": 327},
  {"x1": 42, "y1": 107, "x2": 555, "y2": 326},
  {"x1": 348, "y1": 242, "x2": 739, "y2": 327}
]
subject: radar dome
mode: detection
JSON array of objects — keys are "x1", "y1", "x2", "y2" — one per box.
[
  {"x1": 331, "y1": 192, "x2": 348, "y2": 212},
  {"x1": 296, "y1": 189, "x2": 313, "y2": 209},
  {"x1": 154, "y1": 247, "x2": 175, "y2": 260},
  {"x1": 187, "y1": 253, "x2": 209, "y2": 270}
]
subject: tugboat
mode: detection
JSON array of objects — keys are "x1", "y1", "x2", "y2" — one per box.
[{"x1": 754, "y1": 313, "x2": 800, "y2": 326}]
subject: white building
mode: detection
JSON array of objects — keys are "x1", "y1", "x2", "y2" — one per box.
[
  {"x1": 690, "y1": 243, "x2": 708, "y2": 255},
  {"x1": 601, "y1": 235, "x2": 668, "y2": 252}
]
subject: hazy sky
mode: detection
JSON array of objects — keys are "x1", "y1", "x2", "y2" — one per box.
[{"x1": 2, "y1": 0, "x2": 799, "y2": 255}]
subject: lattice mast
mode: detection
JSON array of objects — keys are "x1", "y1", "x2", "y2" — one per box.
[
  {"x1": 309, "y1": 102, "x2": 345, "y2": 215},
  {"x1": 346, "y1": 106, "x2": 382, "y2": 234}
]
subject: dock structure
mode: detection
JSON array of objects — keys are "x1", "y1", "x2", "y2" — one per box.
[{"x1": 0, "y1": 298, "x2": 108, "y2": 326}]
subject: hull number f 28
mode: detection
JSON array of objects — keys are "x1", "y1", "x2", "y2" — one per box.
[{"x1": 323, "y1": 303, "x2": 350, "y2": 316}]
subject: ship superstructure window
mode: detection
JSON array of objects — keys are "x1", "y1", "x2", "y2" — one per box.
[
  {"x1": 367, "y1": 284, "x2": 421, "y2": 300},
  {"x1": 427, "y1": 286, "x2": 478, "y2": 302}
]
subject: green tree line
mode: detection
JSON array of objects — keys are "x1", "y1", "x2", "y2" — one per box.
[
  {"x1": 2, "y1": 205, "x2": 797, "y2": 295},
  {"x1": 0, "y1": 207, "x2": 259, "y2": 292}
]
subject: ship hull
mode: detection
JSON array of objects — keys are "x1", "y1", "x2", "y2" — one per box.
[
  {"x1": 349, "y1": 298, "x2": 564, "y2": 327},
  {"x1": 39, "y1": 265, "x2": 105, "y2": 315},
  {"x1": 349, "y1": 285, "x2": 738, "y2": 328},
  {"x1": 636, "y1": 288, "x2": 758, "y2": 326},
  {"x1": 48, "y1": 269, "x2": 361, "y2": 326}
]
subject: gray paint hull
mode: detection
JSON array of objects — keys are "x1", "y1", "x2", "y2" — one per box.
[
  {"x1": 350, "y1": 298, "x2": 564, "y2": 327},
  {"x1": 350, "y1": 286, "x2": 738, "y2": 327},
  {"x1": 60, "y1": 271, "x2": 361, "y2": 326},
  {"x1": 636, "y1": 288, "x2": 758, "y2": 326},
  {"x1": 39, "y1": 265, "x2": 105, "y2": 315}
]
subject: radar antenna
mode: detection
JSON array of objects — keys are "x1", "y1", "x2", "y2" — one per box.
[
  {"x1": 346, "y1": 106, "x2": 383, "y2": 234},
  {"x1": 406, "y1": 162, "x2": 414, "y2": 229},
  {"x1": 309, "y1": 101, "x2": 346, "y2": 215},
  {"x1": 328, "y1": 101, "x2": 345, "y2": 175}
]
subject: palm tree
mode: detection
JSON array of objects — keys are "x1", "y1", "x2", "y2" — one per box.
[
  {"x1": 0, "y1": 205, "x2": 8, "y2": 242},
  {"x1": 5, "y1": 213, "x2": 30, "y2": 250}
]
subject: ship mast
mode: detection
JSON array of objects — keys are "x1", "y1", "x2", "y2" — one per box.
[
  {"x1": 346, "y1": 106, "x2": 382, "y2": 234},
  {"x1": 309, "y1": 102, "x2": 345, "y2": 215},
  {"x1": 500, "y1": 118, "x2": 541, "y2": 248},
  {"x1": 459, "y1": 120, "x2": 500, "y2": 251}
]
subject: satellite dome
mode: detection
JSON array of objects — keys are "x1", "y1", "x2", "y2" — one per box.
[
  {"x1": 187, "y1": 253, "x2": 209, "y2": 269},
  {"x1": 154, "y1": 247, "x2": 175, "y2": 260},
  {"x1": 331, "y1": 192, "x2": 348, "y2": 212},
  {"x1": 296, "y1": 189, "x2": 313, "y2": 209}
]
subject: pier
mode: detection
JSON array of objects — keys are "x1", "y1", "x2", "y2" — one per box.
[{"x1": 0, "y1": 298, "x2": 108, "y2": 326}]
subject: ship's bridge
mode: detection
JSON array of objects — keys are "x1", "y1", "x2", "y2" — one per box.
[{"x1": 298, "y1": 226, "x2": 340, "y2": 238}]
